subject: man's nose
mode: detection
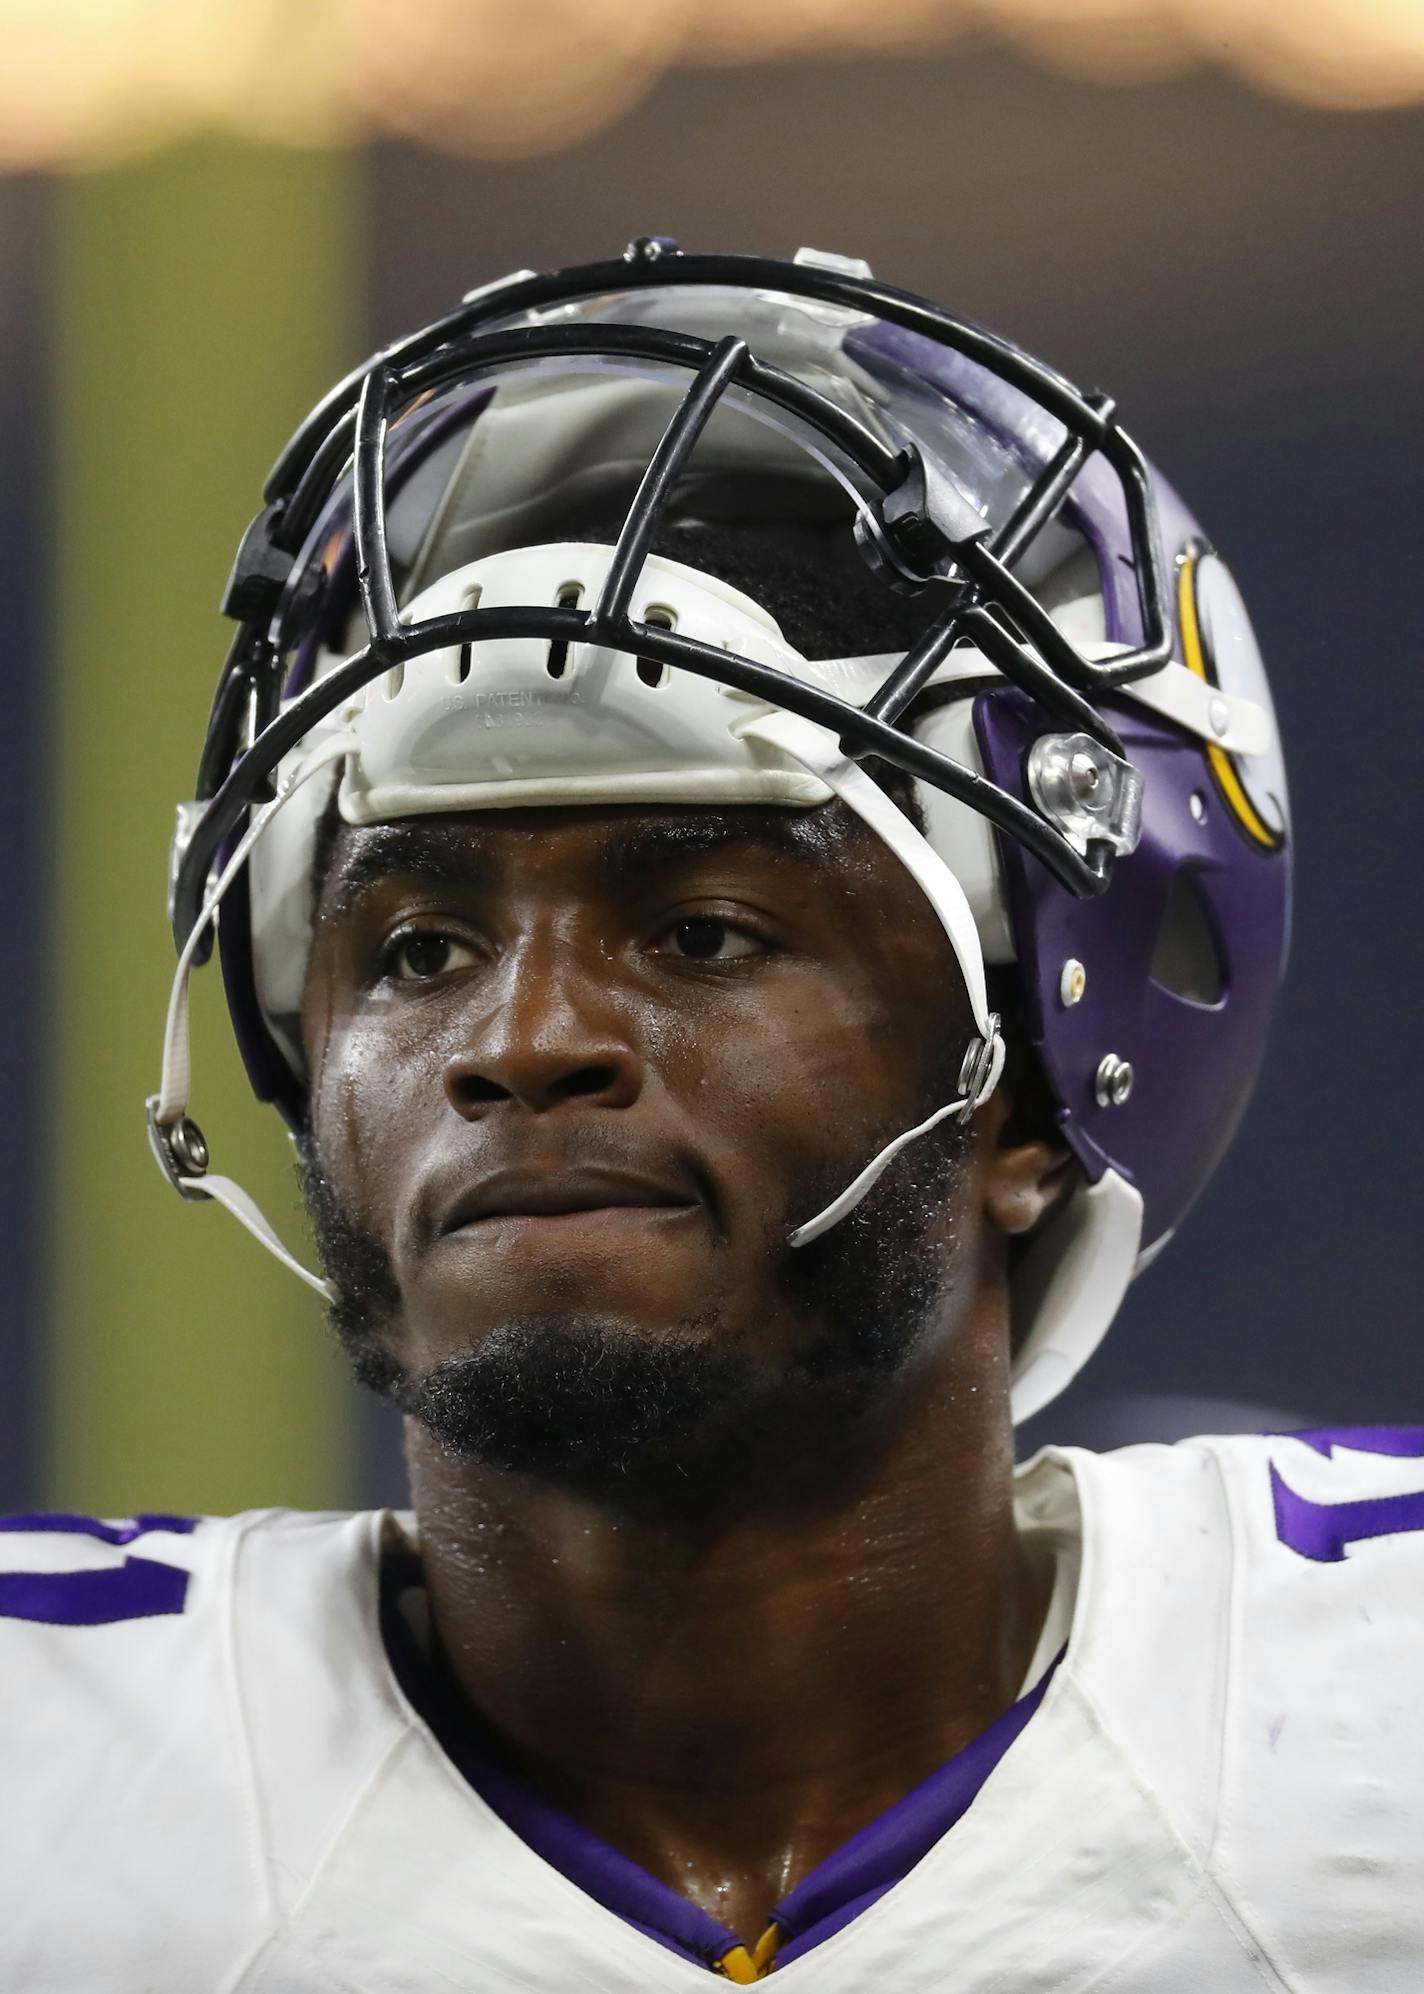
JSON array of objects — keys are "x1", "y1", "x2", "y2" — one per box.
[{"x1": 441, "y1": 933, "x2": 644, "y2": 1119}]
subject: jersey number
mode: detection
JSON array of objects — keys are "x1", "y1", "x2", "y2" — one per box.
[
  {"x1": 0, "y1": 1513, "x2": 193, "y2": 1624},
  {"x1": 1272, "y1": 1429, "x2": 1424, "y2": 1564}
]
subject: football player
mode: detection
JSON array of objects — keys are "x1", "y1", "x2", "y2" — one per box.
[{"x1": 4, "y1": 241, "x2": 1421, "y2": 1989}]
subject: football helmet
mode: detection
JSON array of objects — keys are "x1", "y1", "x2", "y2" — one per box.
[{"x1": 151, "y1": 239, "x2": 1290, "y2": 1421}]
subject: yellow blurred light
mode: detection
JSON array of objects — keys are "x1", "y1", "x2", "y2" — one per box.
[
  {"x1": 1204, "y1": 0, "x2": 1424, "y2": 109},
  {"x1": 0, "y1": 0, "x2": 1421, "y2": 169},
  {"x1": 337, "y1": 0, "x2": 693, "y2": 156},
  {"x1": 980, "y1": 0, "x2": 1199, "y2": 84},
  {"x1": 690, "y1": 0, "x2": 971, "y2": 62},
  {"x1": 984, "y1": 0, "x2": 1424, "y2": 103}
]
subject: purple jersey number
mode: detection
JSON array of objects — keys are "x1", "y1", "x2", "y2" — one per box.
[
  {"x1": 1271, "y1": 1430, "x2": 1424, "y2": 1564},
  {"x1": 0, "y1": 1513, "x2": 195, "y2": 1624}
]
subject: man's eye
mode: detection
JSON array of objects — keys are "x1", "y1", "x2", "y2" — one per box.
[
  {"x1": 387, "y1": 931, "x2": 478, "y2": 981},
  {"x1": 658, "y1": 917, "x2": 764, "y2": 962}
]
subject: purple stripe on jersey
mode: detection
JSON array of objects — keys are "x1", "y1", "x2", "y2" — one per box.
[
  {"x1": 0, "y1": 1556, "x2": 189, "y2": 1624},
  {"x1": 1286, "y1": 1428, "x2": 1424, "y2": 1460},
  {"x1": 381, "y1": 1553, "x2": 1060, "y2": 1974},
  {"x1": 773, "y1": 1653, "x2": 1061, "y2": 1966},
  {"x1": 473, "y1": 1654, "x2": 1059, "y2": 1974},
  {"x1": 379, "y1": 1560, "x2": 738, "y2": 1969},
  {"x1": 1270, "y1": 1464, "x2": 1424, "y2": 1564},
  {"x1": 0, "y1": 1512, "x2": 197, "y2": 1544},
  {"x1": 432, "y1": 1702, "x2": 740, "y2": 1969}
]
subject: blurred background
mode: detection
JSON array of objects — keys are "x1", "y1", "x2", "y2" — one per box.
[{"x1": 0, "y1": 1, "x2": 1420, "y2": 1517}]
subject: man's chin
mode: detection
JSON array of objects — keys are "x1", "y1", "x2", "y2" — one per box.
[
  {"x1": 300, "y1": 1095, "x2": 970, "y2": 1501},
  {"x1": 386, "y1": 1311, "x2": 754, "y2": 1495}
]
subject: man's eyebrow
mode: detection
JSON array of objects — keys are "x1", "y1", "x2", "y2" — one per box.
[
  {"x1": 319, "y1": 807, "x2": 849, "y2": 916},
  {"x1": 596, "y1": 810, "x2": 842, "y2": 884},
  {"x1": 322, "y1": 822, "x2": 487, "y2": 915}
]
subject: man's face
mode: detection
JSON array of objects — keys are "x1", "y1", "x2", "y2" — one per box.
[{"x1": 300, "y1": 800, "x2": 985, "y2": 1493}]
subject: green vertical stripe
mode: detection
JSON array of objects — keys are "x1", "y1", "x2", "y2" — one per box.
[{"x1": 46, "y1": 141, "x2": 365, "y2": 1515}]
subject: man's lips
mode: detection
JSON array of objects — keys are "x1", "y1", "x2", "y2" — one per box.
[{"x1": 438, "y1": 1167, "x2": 700, "y2": 1235}]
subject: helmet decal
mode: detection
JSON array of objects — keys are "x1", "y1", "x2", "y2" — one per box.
[{"x1": 1177, "y1": 539, "x2": 1289, "y2": 854}]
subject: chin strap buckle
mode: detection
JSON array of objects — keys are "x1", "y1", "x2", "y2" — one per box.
[
  {"x1": 146, "y1": 1098, "x2": 212, "y2": 1202},
  {"x1": 145, "y1": 1096, "x2": 335, "y2": 1300},
  {"x1": 957, "y1": 1015, "x2": 1003, "y2": 1120}
]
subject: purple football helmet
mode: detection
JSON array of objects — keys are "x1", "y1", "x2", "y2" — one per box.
[{"x1": 151, "y1": 239, "x2": 1290, "y2": 1420}]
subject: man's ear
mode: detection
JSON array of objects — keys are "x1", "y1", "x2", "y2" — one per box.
[{"x1": 975, "y1": 1086, "x2": 1076, "y2": 1239}]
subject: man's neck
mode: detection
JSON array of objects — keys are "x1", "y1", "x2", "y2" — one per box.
[{"x1": 402, "y1": 1300, "x2": 1045, "y2": 1946}]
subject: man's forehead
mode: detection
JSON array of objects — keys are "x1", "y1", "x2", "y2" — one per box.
[{"x1": 320, "y1": 801, "x2": 863, "y2": 912}]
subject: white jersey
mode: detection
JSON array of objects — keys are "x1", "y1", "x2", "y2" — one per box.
[{"x1": 3, "y1": 1429, "x2": 1423, "y2": 1991}]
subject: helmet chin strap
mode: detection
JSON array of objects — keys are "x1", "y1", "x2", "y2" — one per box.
[
  {"x1": 737, "y1": 710, "x2": 1005, "y2": 1251},
  {"x1": 148, "y1": 736, "x2": 349, "y2": 1302}
]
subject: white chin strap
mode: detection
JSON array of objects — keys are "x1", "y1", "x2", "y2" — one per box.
[
  {"x1": 150, "y1": 714, "x2": 1002, "y2": 1301},
  {"x1": 740, "y1": 711, "x2": 1005, "y2": 1248},
  {"x1": 148, "y1": 737, "x2": 347, "y2": 1302},
  {"x1": 785, "y1": 1096, "x2": 986, "y2": 1248}
]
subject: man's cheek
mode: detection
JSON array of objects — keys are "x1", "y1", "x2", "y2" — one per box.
[{"x1": 312, "y1": 1041, "x2": 415, "y2": 1229}]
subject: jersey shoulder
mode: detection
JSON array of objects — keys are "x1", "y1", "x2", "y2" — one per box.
[
  {"x1": 0, "y1": 1507, "x2": 242, "y2": 1716},
  {"x1": 0, "y1": 1502, "x2": 390, "y2": 1768},
  {"x1": 1213, "y1": 1424, "x2": 1424, "y2": 1568},
  {"x1": 1209, "y1": 1429, "x2": 1424, "y2": 1984},
  {"x1": 0, "y1": 1506, "x2": 395, "y2": 1990},
  {"x1": 1070, "y1": 1420, "x2": 1424, "y2": 1593},
  {"x1": 1072, "y1": 1428, "x2": 1424, "y2": 1989},
  {"x1": 0, "y1": 1506, "x2": 213, "y2": 1618},
  {"x1": 1075, "y1": 1422, "x2": 1424, "y2": 1723}
]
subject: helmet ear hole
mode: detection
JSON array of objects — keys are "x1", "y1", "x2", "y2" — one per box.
[{"x1": 1150, "y1": 867, "x2": 1226, "y2": 1007}]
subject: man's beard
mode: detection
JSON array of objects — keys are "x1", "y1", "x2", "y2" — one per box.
[{"x1": 298, "y1": 1093, "x2": 971, "y2": 1502}]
